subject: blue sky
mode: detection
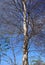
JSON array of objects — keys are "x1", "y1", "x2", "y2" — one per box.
[
  {"x1": 0, "y1": 35, "x2": 45, "y2": 65},
  {"x1": 0, "y1": 0, "x2": 45, "y2": 65}
]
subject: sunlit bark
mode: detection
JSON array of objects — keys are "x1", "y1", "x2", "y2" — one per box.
[{"x1": 22, "y1": 0, "x2": 29, "y2": 65}]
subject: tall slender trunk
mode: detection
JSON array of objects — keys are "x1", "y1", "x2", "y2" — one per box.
[{"x1": 22, "y1": 0, "x2": 29, "y2": 65}]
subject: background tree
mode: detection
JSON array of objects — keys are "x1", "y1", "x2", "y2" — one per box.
[
  {"x1": 0, "y1": 36, "x2": 17, "y2": 65},
  {"x1": 0, "y1": 0, "x2": 45, "y2": 65}
]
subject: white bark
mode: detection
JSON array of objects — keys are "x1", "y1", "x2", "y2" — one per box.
[{"x1": 22, "y1": 0, "x2": 28, "y2": 65}]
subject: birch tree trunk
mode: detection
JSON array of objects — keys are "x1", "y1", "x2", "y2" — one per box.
[{"x1": 22, "y1": 0, "x2": 29, "y2": 65}]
